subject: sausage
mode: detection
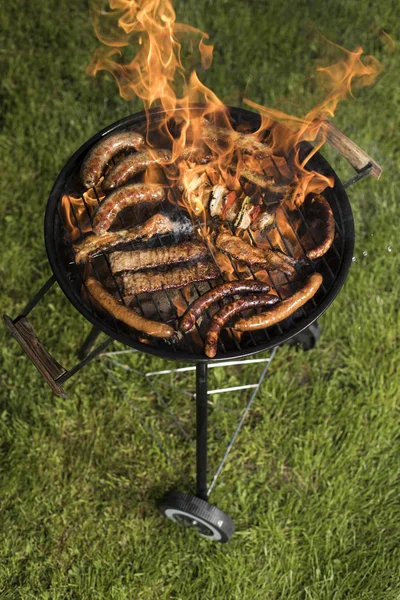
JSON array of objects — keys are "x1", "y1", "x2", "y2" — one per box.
[
  {"x1": 233, "y1": 272, "x2": 323, "y2": 332},
  {"x1": 85, "y1": 277, "x2": 174, "y2": 338},
  {"x1": 102, "y1": 149, "x2": 172, "y2": 191},
  {"x1": 73, "y1": 213, "x2": 176, "y2": 263},
  {"x1": 81, "y1": 131, "x2": 145, "y2": 189},
  {"x1": 92, "y1": 183, "x2": 166, "y2": 234},
  {"x1": 204, "y1": 293, "x2": 278, "y2": 358},
  {"x1": 304, "y1": 195, "x2": 335, "y2": 260},
  {"x1": 180, "y1": 280, "x2": 271, "y2": 332}
]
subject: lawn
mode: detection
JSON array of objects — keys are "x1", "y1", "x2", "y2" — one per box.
[{"x1": 1, "y1": 0, "x2": 400, "y2": 598}]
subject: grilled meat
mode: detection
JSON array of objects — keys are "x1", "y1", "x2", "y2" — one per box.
[
  {"x1": 303, "y1": 194, "x2": 335, "y2": 260},
  {"x1": 103, "y1": 149, "x2": 172, "y2": 191},
  {"x1": 81, "y1": 130, "x2": 145, "y2": 189},
  {"x1": 122, "y1": 260, "x2": 219, "y2": 296},
  {"x1": 179, "y1": 280, "x2": 271, "y2": 332},
  {"x1": 209, "y1": 186, "x2": 274, "y2": 231},
  {"x1": 85, "y1": 277, "x2": 174, "y2": 338},
  {"x1": 109, "y1": 241, "x2": 208, "y2": 274},
  {"x1": 180, "y1": 145, "x2": 213, "y2": 165},
  {"x1": 73, "y1": 213, "x2": 178, "y2": 263},
  {"x1": 92, "y1": 183, "x2": 166, "y2": 234},
  {"x1": 216, "y1": 231, "x2": 296, "y2": 275},
  {"x1": 234, "y1": 272, "x2": 323, "y2": 331},
  {"x1": 209, "y1": 187, "x2": 245, "y2": 223},
  {"x1": 239, "y1": 168, "x2": 275, "y2": 188},
  {"x1": 205, "y1": 293, "x2": 279, "y2": 358},
  {"x1": 201, "y1": 120, "x2": 272, "y2": 156}
]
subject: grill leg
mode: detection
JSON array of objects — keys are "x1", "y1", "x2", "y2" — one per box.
[
  {"x1": 78, "y1": 326, "x2": 102, "y2": 359},
  {"x1": 196, "y1": 363, "x2": 208, "y2": 501}
]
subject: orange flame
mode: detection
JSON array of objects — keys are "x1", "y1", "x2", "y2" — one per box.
[
  {"x1": 61, "y1": 185, "x2": 104, "y2": 242},
  {"x1": 243, "y1": 41, "x2": 381, "y2": 205},
  {"x1": 83, "y1": 0, "x2": 383, "y2": 279},
  {"x1": 87, "y1": 2, "x2": 381, "y2": 217}
]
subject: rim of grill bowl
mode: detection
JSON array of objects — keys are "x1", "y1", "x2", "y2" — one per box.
[{"x1": 44, "y1": 105, "x2": 355, "y2": 363}]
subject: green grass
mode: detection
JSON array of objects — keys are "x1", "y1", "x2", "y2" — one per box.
[{"x1": 1, "y1": 0, "x2": 400, "y2": 597}]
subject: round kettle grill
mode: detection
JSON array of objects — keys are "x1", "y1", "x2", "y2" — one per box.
[{"x1": 4, "y1": 105, "x2": 381, "y2": 542}]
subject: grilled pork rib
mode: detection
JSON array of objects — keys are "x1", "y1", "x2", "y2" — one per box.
[
  {"x1": 122, "y1": 260, "x2": 219, "y2": 296},
  {"x1": 109, "y1": 241, "x2": 208, "y2": 274}
]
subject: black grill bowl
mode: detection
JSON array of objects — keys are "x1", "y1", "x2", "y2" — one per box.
[{"x1": 44, "y1": 105, "x2": 354, "y2": 362}]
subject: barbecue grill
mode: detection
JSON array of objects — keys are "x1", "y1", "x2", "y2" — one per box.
[{"x1": 3, "y1": 105, "x2": 381, "y2": 542}]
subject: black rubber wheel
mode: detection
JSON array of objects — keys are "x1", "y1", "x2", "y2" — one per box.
[
  {"x1": 158, "y1": 491, "x2": 235, "y2": 543},
  {"x1": 288, "y1": 321, "x2": 322, "y2": 351}
]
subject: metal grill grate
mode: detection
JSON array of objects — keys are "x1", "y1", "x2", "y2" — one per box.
[{"x1": 47, "y1": 106, "x2": 354, "y2": 362}]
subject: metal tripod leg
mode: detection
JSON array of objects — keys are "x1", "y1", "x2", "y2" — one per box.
[
  {"x1": 78, "y1": 326, "x2": 102, "y2": 359},
  {"x1": 195, "y1": 363, "x2": 208, "y2": 501}
]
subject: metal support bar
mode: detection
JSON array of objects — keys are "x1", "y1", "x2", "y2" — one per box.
[
  {"x1": 343, "y1": 163, "x2": 373, "y2": 189},
  {"x1": 195, "y1": 362, "x2": 208, "y2": 501},
  {"x1": 17, "y1": 274, "x2": 56, "y2": 319},
  {"x1": 207, "y1": 346, "x2": 277, "y2": 496},
  {"x1": 55, "y1": 337, "x2": 113, "y2": 384},
  {"x1": 144, "y1": 357, "x2": 271, "y2": 377},
  {"x1": 78, "y1": 326, "x2": 102, "y2": 359}
]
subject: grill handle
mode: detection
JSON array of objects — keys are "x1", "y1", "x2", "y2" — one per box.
[
  {"x1": 320, "y1": 120, "x2": 382, "y2": 180},
  {"x1": 3, "y1": 314, "x2": 68, "y2": 398},
  {"x1": 3, "y1": 274, "x2": 112, "y2": 398}
]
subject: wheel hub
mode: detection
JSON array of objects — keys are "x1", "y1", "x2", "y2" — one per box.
[{"x1": 173, "y1": 513, "x2": 214, "y2": 536}]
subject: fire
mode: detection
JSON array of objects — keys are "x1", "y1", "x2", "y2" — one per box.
[
  {"x1": 87, "y1": 1, "x2": 381, "y2": 221},
  {"x1": 61, "y1": 185, "x2": 104, "y2": 241}
]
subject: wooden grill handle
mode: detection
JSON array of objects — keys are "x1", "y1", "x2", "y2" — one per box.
[
  {"x1": 320, "y1": 120, "x2": 382, "y2": 180},
  {"x1": 3, "y1": 314, "x2": 67, "y2": 398}
]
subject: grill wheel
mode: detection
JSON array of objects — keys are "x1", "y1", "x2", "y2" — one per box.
[{"x1": 158, "y1": 491, "x2": 235, "y2": 543}]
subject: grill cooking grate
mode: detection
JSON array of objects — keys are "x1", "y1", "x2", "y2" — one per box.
[{"x1": 56, "y1": 112, "x2": 346, "y2": 360}]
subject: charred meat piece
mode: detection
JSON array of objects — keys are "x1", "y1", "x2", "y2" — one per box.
[
  {"x1": 180, "y1": 280, "x2": 271, "y2": 332},
  {"x1": 109, "y1": 241, "x2": 208, "y2": 274},
  {"x1": 205, "y1": 293, "x2": 279, "y2": 358},
  {"x1": 81, "y1": 130, "x2": 145, "y2": 189},
  {"x1": 216, "y1": 231, "x2": 296, "y2": 276},
  {"x1": 201, "y1": 120, "x2": 272, "y2": 156},
  {"x1": 103, "y1": 149, "x2": 172, "y2": 191},
  {"x1": 73, "y1": 214, "x2": 178, "y2": 263},
  {"x1": 234, "y1": 272, "x2": 323, "y2": 332},
  {"x1": 85, "y1": 277, "x2": 174, "y2": 338},
  {"x1": 180, "y1": 145, "x2": 214, "y2": 165},
  {"x1": 239, "y1": 168, "x2": 275, "y2": 188},
  {"x1": 122, "y1": 260, "x2": 219, "y2": 297},
  {"x1": 303, "y1": 194, "x2": 335, "y2": 260},
  {"x1": 92, "y1": 183, "x2": 166, "y2": 234}
]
